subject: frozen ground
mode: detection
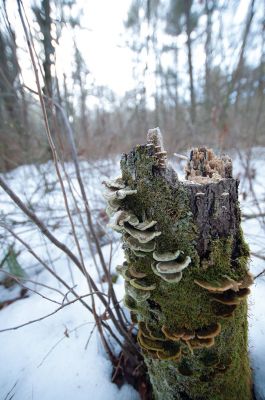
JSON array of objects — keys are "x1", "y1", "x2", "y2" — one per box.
[{"x1": 0, "y1": 149, "x2": 264, "y2": 400}]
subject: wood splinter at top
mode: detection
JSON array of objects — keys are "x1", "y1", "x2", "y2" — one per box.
[
  {"x1": 147, "y1": 127, "x2": 167, "y2": 169},
  {"x1": 185, "y1": 147, "x2": 233, "y2": 183}
]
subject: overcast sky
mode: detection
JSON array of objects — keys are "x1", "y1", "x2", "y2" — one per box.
[{"x1": 3, "y1": 0, "x2": 262, "y2": 106}]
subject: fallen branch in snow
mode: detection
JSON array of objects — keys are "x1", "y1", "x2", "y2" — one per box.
[{"x1": 0, "y1": 292, "x2": 104, "y2": 333}]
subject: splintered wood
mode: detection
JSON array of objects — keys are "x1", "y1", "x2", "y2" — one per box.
[{"x1": 185, "y1": 147, "x2": 233, "y2": 184}]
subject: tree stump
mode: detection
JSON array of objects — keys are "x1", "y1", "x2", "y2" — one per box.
[{"x1": 104, "y1": 129, "x2": 253, "y2": 400}]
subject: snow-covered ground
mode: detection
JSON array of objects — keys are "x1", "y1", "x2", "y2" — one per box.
[{"x1": 0, "y1": 149, "x2": 264, "y2": 400}]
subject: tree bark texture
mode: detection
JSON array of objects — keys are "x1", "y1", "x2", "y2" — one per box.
[{"x1": 106, "y1": 131, "x2": 253, "y2": 400}]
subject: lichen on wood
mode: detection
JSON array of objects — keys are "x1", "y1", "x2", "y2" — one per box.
[{"x1": 106, "y1": 128, "x2": 253, "y2": 400}]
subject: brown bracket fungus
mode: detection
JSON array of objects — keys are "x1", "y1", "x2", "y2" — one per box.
[
  {"x1": 196, "y1": 323, "x2": 221, "y2": 339},
  {"x1": 161, "y1": 326, "x2": 182, "y2": 342},
  {"x1": 188, "y1": 337, "x2": 215, "y2": 350},
  {"x1": 138, "y1": 321, "x2": 154, "y2": 338},
  {"x1": 137, "y1": 331, "x2": 166, "y2": 352},
  {"x1": 194, "y1": 276, "x2": 243, "y2": 292},
  {"x1": 156, "y1": 345, "x2": 181, "y2": 361},
  {"x1": 212, "y1": 303, "x2": 237, "y2": 319},
  {"x1": 210, "y1": 288, "x2": 251, "y2": 305},
  {"x1": 162, "y1": 326, "x2": 195, "y2": 342},
  {"x1": 146, "y1": 324, "x2": 167, "y2": 341}
]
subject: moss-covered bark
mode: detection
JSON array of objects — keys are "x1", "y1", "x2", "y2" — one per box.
[{"x1": 106, "y1": 135, "x2": 253, "y2": 400}]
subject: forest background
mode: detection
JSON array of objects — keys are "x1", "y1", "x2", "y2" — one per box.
[{"x1": 1, "y1": 0, "x2": 264, "y2": 170}]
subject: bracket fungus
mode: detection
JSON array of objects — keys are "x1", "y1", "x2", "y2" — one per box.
[
  {"x1": 130, "y1": 278, "x2": 156, "y2": 291},
  {"x1": 151, "y1": 250, "x2": 191, "y2": 283},
  {"x1": 161, "y1": 326, "x2": 182, "y2": 342},
  {"x1": 124, "y1": 223, "x2": 161, "y2": 243},
  {"x1": 151, "y1": 262, "x2": 183, "y2": 283},
  {"x1": 125, "y1": 235, "x2": 156, "y2": 253},
  {"x1": 129, "y1": 265, "x2": 147, "y2": 279},
  {"x1": 105, "y1": 199, "x2": 123, "y2": 217},
  {"x1": 153, "y1": 250, "x2": 181, "y2": 262},
  {"x1": 103, "y1": 187, "x2": 137, "y2": 201},
  {"x1": 188, "y1": 337, "x2": 215, "y2": 350},
  {"x1": 212, "y1": 303, "x2": 237, "y2": 318},
  {"x1": 114, "y1": 210, "x2": 139, "y2": 227},
  {"x1": 132, "y1": 250, "x2": 147, "y2": 258},
  {"x1": 194, "y1": 276, "x2": 243, "y2": 292},
  {"x1": 138, "y1": 321, "x2": 167, "y2": 344},
  {"x1": 137, "y1": 331, "x2": 166, "y2": 352},
  {"x1": 196, "y1": 323, "x2": 221, "y2": 339},
  {"x1": 102, "y1": 176, "x2": 126, "y2": 190},
  {"x1": 146, "y1": 324, "x2": 167, "y2": 342},
  {"x1": 156, "y1": 256, "x2": 191, "y2": 274},
  {"x1": 209, "y1": 288, "x2": 250, "y2": 305},
  {"x1": 138, "y1": 321, "x2": 153, "y2": 338},
  {"x1": 156, "y1": 346, "x2": 181, "y2": 361},
  {"x1": 126, "y1": 283, "x2": 151, "y2": 303},
  {"x1": 135, "y1": 219, "x2": 158, "y2": 231},
  {"x1": 162, "y1": 326, "x2": 195, "y2": 342}
]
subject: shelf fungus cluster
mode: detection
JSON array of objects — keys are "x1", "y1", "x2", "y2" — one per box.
[
  {"x1": 161, "y1": 322, "x2": 221, "y2": 353},
  {"x1": 137, "y1": 321, "x2": 182, "y2": 361},
  {"x1": 147, "y1": 127, "x2": 167, "y2": 169},
  {"x1": 194, "y1": 272, "x2": 253, "y2": 318},
  {"x1": 102, "y1": 177, "x2": 137, "y2": 217},
  {"x1": 116, "y1": 261, "x2": 156, "y2": 306},
  {"x1": 151, "y1": 250, "x2": 191, "y2": 283},
  {"x1": 108, "y1": 208, "x2": 161, "y2": 252}
]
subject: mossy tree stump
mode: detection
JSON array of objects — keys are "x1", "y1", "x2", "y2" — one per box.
[{"x1": 104, "y1": 129, "x2": 253, "y2": 400}]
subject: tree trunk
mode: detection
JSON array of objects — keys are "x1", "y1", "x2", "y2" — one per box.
[
  {"x1": 204, "y1": 0, "x2": 214, "y2": 109},
  {"x1": 113, "y1": 129, "x2": 253, "y2": 400},
  {"x1": 184, "y1": 0, "x2": 196, "y2": 124}
]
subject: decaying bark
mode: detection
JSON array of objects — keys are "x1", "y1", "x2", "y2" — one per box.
[{"x1": 104, "y1": 128, "x2": 253, "y2": 400}]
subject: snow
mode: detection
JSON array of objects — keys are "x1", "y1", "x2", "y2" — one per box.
[{"x1": 0, "y1": 150, "x2": 265, "y2": 400}]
